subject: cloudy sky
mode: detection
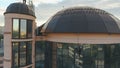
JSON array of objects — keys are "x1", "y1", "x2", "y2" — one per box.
[{"x1": 0, "y1": 0, "x2": 120, "y2": 26}]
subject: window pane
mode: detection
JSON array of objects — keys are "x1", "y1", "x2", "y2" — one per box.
[
  {"x1": 20, "y1": 42, "x2": 26, "y2": 67},
  {"x1": 35, "y1": 41, "x2": 46, "y2": 68},
  {"x1": 13, "y1": 19, "x2": 19, "y2": 38},
  {"x1": 44, "y1": 42, "x2": 52, "y2": 68},
  {"x1": 105, "y1": 44, "x2": 120, "y2": 68},
  {"x1": 12, "y1": 42, "x2": 19, "y2": 68},
  {"x1": 27, "y1": 42, "x2": 32, "y2": 65},
  {"x1": 20, "y1": 19, "x2": 26, "y2": 38},
  {"x1": 27, "y1": 20, "x2": 32, "y2": 38},
  {"x1": 56, "y1": 43, "x2": 106, "y2": 68}
]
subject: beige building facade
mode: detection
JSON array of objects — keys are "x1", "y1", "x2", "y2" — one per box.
[{"x1": 3, "y1": 1, "x2": 120, "y2": 68}]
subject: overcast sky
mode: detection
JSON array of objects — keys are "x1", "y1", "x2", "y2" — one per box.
[{"x1": 0, "y1": 0, "x2": 120, "y2": 26}]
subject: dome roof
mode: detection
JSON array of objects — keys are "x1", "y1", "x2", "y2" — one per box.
[
  {"x1": 4, "y1": 2, "x2": 35, "y2": 17},
  {"x1": 41, "y1": 7, "x2": 120, "y2": 33}
]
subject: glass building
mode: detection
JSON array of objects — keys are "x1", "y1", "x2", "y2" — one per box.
[{"x1": 4, "y1": 1, "x2": 120, "y2": 68}]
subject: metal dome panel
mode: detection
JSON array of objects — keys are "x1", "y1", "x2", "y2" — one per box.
[
  {"x1": 41, "y1": 7, "x2": 120, "y2": 33},
  {"x1": 4, "y1": 2, "x2": 35, "y2": 17}
]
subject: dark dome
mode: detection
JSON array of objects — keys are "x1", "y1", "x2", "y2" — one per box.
[
  {"x1": 4, "y1": 2, "x2": 35, "y2": 17},
  {"x1": 41, "y1": 7, "x2": 120, "y2": 33}
]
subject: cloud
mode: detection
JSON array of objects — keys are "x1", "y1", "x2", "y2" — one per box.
[
  {"x1": 35, "y1": 3, "x2": 62, "y2": 26},
  {"x1": 32, "y1": 0, "x2": 63, "y2": 6},
  {"x1": 35, "y1": 0, "x2": 120, "y2": 26},
  {"x1": 93, "y1": 0, "x2": 120, "y2": 9},
  {"x1": 1, "y1": 0, "x2": 120, "y2": 26},
  {"x1": 103, "y1": 3, "x2": 120, "y2": 9}
]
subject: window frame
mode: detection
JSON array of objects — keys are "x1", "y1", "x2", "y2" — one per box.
[
  {"x1": 12, "y1": 18, "x2": 33, "y2": 39},
  {"x1": 12, "y1": 42, "x2": 32, "y2": 68}
]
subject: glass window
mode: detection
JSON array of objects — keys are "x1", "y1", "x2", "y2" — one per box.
[
  {"x1": 56, "y1": 43, "x2": 120, "y2": 68},
  {"x1": 57, "y1": 43, "x2": 63, "y2": 68},
  {"x1": 12, "y1": 42, "x2": 19, "y2": 68},
  {"x1": 35, "y1": 41, "x2": 52, "y2": 68},
  {"x1": 27, "y1": 42, "x2": 32, "y2": 64},
  {"x1": 44, "y1": 42, "x2": 52, "y2": 68},
  {"x1": 12, "y1": 19, "x2": 33, "y2": 39},
  {"x1": 12, "y1": 42, "x2": 32, "y2": 67},
  {"x1": 20, "y1": 19, "x2": 27, "y2": 38},
  {"x1": 104, "y1": 44, "x2": 120, "y2": 68},
  {"x1": 20, "y1": 42, "x2": 26, "y2": 67},
  {"x1": 35, "y1": 41, "x2": 45, "y2": 68},
  {"x1": 12, "y1": 19, "x2": 19, "y2": 38},
  {"x1": 27, "y1": 20, "x2": 32, "y2": 38}
]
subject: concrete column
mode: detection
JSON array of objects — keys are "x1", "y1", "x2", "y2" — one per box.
[
  {"x1": 32, "y1": 20, "x2": 36, "y2": 68},
  {"x1": 4, "y1": 15, "x2": 12, "y2": 68},
  {"x1": 32, "y1": 40, "x2": 35, "y2": 68},
  {"x1": 4, "y1": 34, "x2": 12, "y2": 68}
]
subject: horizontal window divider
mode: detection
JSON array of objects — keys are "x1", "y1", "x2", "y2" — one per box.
[
  {"x1": 12, "y1": 39, "x2": 33, "y2": 42},
  {"x1": 20, "y1": 64, "x2": 33, "y2": 68}
]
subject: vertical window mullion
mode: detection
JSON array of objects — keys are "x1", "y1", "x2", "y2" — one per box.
[
  {"x1": 19, "y1": 19, "x2": 20, "y2": 39},
  {"x1": 62, "y1": 44, "x2": 63, "y2": 68},
  {"x1": 18, "y1": 42, "x2": 20, "y2": 67},
  {"x1": 26, "y1": 20, "x2": 28, "y2": 38}
]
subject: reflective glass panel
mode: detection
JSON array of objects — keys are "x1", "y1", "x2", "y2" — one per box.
[
  {"x1": 12, "y1": 41, "x2": 32, "y2": 67},
  {"x1": 27, "y1": 20, "x2": 32, "y2": 38},
  {"x1": 27, "y1": 42, "x2": 32, "y2": 65},
  {"x1": 12, "y1": 42, "x2": 19, "y2": 68},
  {"x1": 20, "y1": 42, "x2": 26, "y2": 67},
  {"x1": 13, "y1": 19, "x2": 19, "y2": 38},
  {"x1": 35, "y1": 41, "x2": 45, "y2": 68},
  {"x1": 20, "y1": 19, "x2": 27, "y2": 38},
  {"x1": 56, "y1": 43, "x2": 120, "y2": 68},
  {"x1": 12, "y1": 19, "x2": 33, "y2": 39}
]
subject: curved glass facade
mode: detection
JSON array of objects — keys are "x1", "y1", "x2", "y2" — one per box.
[
  {"x1": 12, "y1": 18, "x2": 33, "y2": 39},
  {"x1": 35, "y1": 41, "x2": 52, "y2": 68},
  {"x1": 35, "y1": 41, "x2": 45, "y2": 68},
  {"x1": 12, "y1": 42, "x2": 32, "y2": 68},
  {"x1": 56, "y1": 43, "x2": 120, "y2": 68},
  {"x1": 12, "y1": 18, "x2": 33, "y2": 68},
  {"x1": 34, "y1": 41, "x2": 120, "y2": 68}
]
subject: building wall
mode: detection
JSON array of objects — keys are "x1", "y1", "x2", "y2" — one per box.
[
  {"x1": 4, "y1": 13, "x2": 36, "y2": 68},
  {"x1": 37, "y1": 33, "x2": 120, "y2": 44},
  {"x1": 4, "y1": 13, "x2": 120, "y2": 68},
  {"x1": 35, "y1": 33, "x2": 120, "y2": 68},
  {"x1": 4, "y1": 15, "x2": 12, "y2": 68}
]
